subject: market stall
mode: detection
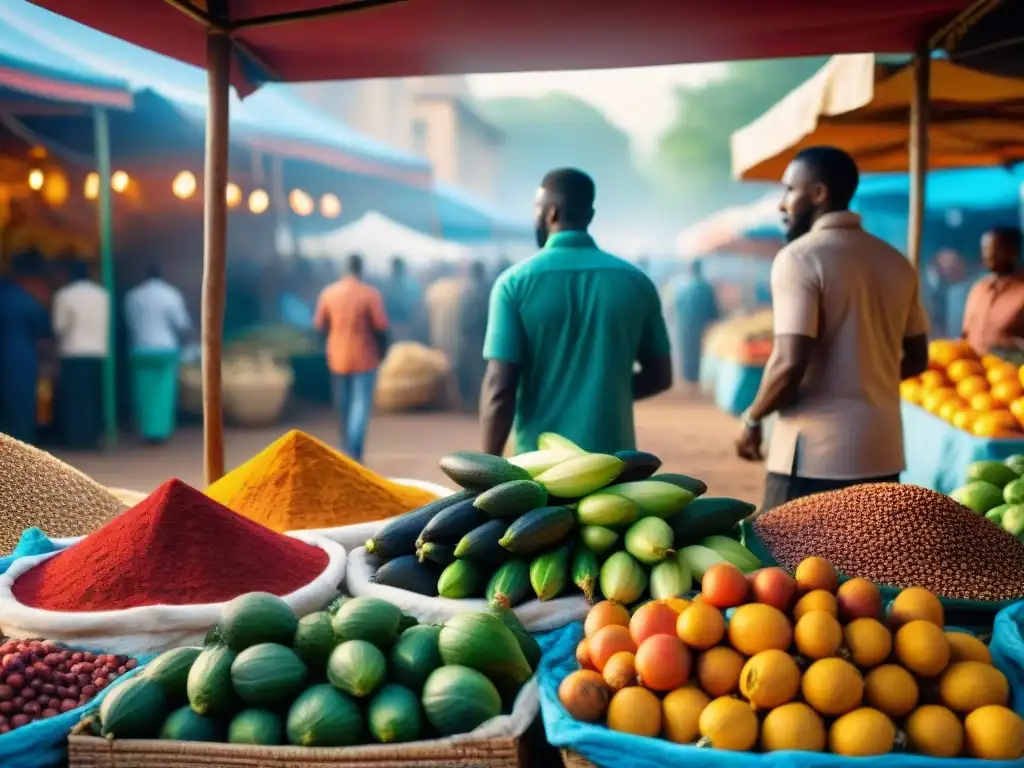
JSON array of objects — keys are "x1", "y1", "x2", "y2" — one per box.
[{"x1": 699, "y1": 309, "x2": 772, "y2": 416}]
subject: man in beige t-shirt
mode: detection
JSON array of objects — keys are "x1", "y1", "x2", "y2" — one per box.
[{"x1": 735, "y1": 146, "x2": 929, "y2": 510}]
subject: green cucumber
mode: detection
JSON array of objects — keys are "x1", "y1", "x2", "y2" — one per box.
[
  {"x1": 417, "y1": 498, "x2": 491, "y2": 547},
  {"x1": 438, "y1": 451, "x2": 532, "y2": 489},
  {"x1": 437, "y1": 559, "x2": 489, "y2": 599},
  {"x1": 417, "y1": 542, "x2": 456, "y2": 566},
  {"x1": 614, "y1": 450, "x2": 662, "y2": 483},
  {"x1": 389, "y1": 624, "x2": 443, "y2": 693},
  {"x1": 651, "y1": 472, "x2": 709, "y2": 499},
  {"x1": 368, "y1": 683, "x2": 422, "y2": 743},
  {"x1": 285, "y1": 684, "x2": 362, "y2": 747},
  {"x1": 498, "y1": 506, "x2": 576, "y2": 555},
  {"x1": 187, "y1": 644, "x2": 239, "y2": 717},
  {"x1": 331, "y1": 596, "x2": 404, "y2": 647},
  {"x1": 219, "y1": 592, "x2": 298, "y2": 652},
  {"x1": 571, "y1": 545, "x2": 599, "y2": 602},
  {"x1": 159, "y1": 705, "x2": 224, "y2": 742},
  {"x1": 231, "y1": 643, "x2": 308, "y2": 708},
  {"x1": 473, "y1": 480, "x2": 548, "y2": 518},
  {"x1": 530, "y1": 544, "x2": 570, "y2": 601},
  {"x1": 576, "y1": 493, "x2": 639, "y2": 529},
  {"x1": 580, "y1": 525, "x2": 619, "y2": 554},
  {"x1": 670, "y1": 497, "x2": 757, "y2": 547},
  {"x1": 327, "y1": 640, "x2": 387, "y2": 698},
  {"x1": 143, "y1": 646, "x2": 201, "y2": 703},
  {"x1": 293, "y1": 611, "x2": 336, "y2": 669},
  {"x1": 486, "y1": 559, "x2": 532, "y2": 609},
  {"x1": 421, "y1": 666, "x2": 502, "y2": 737},
  {"x1": 100, "y1": 676, "x2": 167, "y2": 739},
  {"x1": 366, "y1": 489, "x2": 476, "y2": 558},
  {"x1": 454, "y1": 519, "x2": 508, "y2": 565},
  {"x1": 228, "y1": 709, "x2": 284, "y2": 745},
  {"x1": 371, "y1": 555, "x2": 442, "y2": 596}
]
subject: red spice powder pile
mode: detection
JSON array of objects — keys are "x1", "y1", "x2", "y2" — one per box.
[{"x1": 12, "y1": 478, "x2": 330, "y2": 612}]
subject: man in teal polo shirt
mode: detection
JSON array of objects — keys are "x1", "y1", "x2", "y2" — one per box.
[{"x1": 481, "y1": 168, "x2": 673, "y2": 455}]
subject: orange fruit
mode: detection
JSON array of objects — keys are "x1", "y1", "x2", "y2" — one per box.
[
  {"x1": 1019, "y1": 364, "x2": 1024, "y2": 389},
  {"x1": 900, "y1": 379, "x2": 924, "y2": 405},
  {"x1": 576, "y1": 638, "x2": 596, "y2": 671},
  {"x1": 629, "y1": 601, "x2": 680, "y2": 646},
  {"x1": 945, "y1": 631, "x2": 992, "y2": 665},
  {"x1": 938, "y1": 661, "x2": 1010, "y2": 713},
  {"x1": 905, "y1": 705, "x2": 964, "y2": 758},
  {"x1": 922, "y1": 387, "x2": 959, "y2": 413},
  {"x1": 676, "y1": 602, "x2": 725, "y2": 650},
  {"x1": 606, "y1": 686, "x2": 662, "y2": 737},
  {"x1": 865, "y1": 664, "x2": 919, "y2": 717},
  {"x1": 558, "y1": 670, "x2": 611, "y2": 722},
  {"x1": 952, "y1": 409, "x2": 980, "y2": 432},
  {"x1": 948, "y1": 359, "x2": 984, "y2": 383},
  {"x1": 794, "y1": 610, "x2": 843, "y2": 659},
  {"x1": 982, "y1": 353, "x2": 1004, "y2": 370},
  {"x1": 837, "y1": 578, "x2": 883, "y2": 621},
  {"x1": 584, "y1": 601, "x2": 631, "y2": 638},
  {"x1": 793, "y1": 589, "x2": 838, "y2": 621},
  {"x1": 662, "y1": 685, "x2": 710, "y2": 744},
  {"x1": 937, "y1": 399, "x2": 965, "y2": 421},
  {"x1": 740, "y1": 649, "x2": 801, "y2": 709},
  {"x1": 988, "y1": 363, "x2": 1019, "y2": 386},
  {"x1": 964, "y1": 705, "x2": 1024, "y2": 760},
  {"x1": 895, "y1": 620, "x2": 951, "y2": 678},
  {"x1": 973, "y1": 411, "x2": 1018, "y2": 437},
  {"x1": 992, "y1": 380, "x2": 1024, "y2": 404},
  {"x1": 795, "y1": 556, "x2": 838, "y2": 594},
  {"x1": 929, "y1": 339, "x2": 971, "y2": 368},
  {"x1": 728, "y1": 603, "x2": 793, "y2": 656},
  {"x1": 802, "y1": 658, "x2": 864, "y2": 716},
  {"x1": 919, "y1": 370, "x2": 948, "y2": 389},
  {"x1": 1010, "y1": 398, "x2": 1024, "y2": 425},
  {"x1": 761, "y1": 702, "x2": 826, "y2": 752},
  {"x1": 829, "y1": 708, "x2": 897, "y2": 756},
  {"x1": 698, "y1": 696, "x2": 759, "y2": 751},
  {"x1": 890, "y1": 586, "x2": 945, "y2": 628},
  {"x1": 588, "y1": 625, "x2": 637, "y2": 672},
  {"x1": 970, "y1": 392, "x2": 999, "y2": 412},
  {"x1": 696, "y1": 646, "x2": 745, "y2": 697},
  {"x1": 635, "y1": 635, "x2": 692, "y2": 691},
  {"x1": 956, "y1": 375, "x2": 989, "y2": 400},
  {"x1": 843, "y1": 618, "x2": 893, "y2": 668},
  {"x1": 602, "y1": 651, "x2": 637, "y2": 691}
]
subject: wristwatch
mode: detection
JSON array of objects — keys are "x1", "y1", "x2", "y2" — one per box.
[{"x1": 741, "y1": 409, "x2": 761, "y2": 429}]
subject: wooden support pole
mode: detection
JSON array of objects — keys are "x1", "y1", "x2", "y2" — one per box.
[
  {"x1": 907, "y1": 43, "x2": 930, "y2": 272},
  {"x1": 92, "y1": 106, "x2": 117, "y2": 449},
  {"x1": 202, "y1": 30, "x2": 231, "y2": 484}
]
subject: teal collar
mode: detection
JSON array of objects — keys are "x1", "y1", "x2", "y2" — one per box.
[{"x1": 544, "y1": 231, "x2": 595, "y2": 249}]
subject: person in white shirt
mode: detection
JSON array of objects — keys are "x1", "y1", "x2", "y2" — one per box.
[
  {"x1": 123, "y1": 265, "x2": 190, "y2": 443},
  {"x1": 51, "y1": 261, "x2": 110, "y2": 449}
]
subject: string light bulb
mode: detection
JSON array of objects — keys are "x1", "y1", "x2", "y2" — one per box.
[
  {"x1": 84, "y1": 172, "x2": 99, "y2": 200},
  {"x1": 320, "y1": 193, "x2": 342, "y2": 218},
  {"x1": 289, "y1": 189, "x2": 314, "y2": 217},
  {"x1": 225, "y1": 182, "x2": 241, "y2": 208},
  {"x1": 28, "y1": 169, "x2": 44, "y2": 191},
  {"x1": 111, "y1": 171, "x2": 129, "y2": 193},
  {"x1": 172, "y1": 171, "x2": 196, "y2": 200},
  {"x1": 248, "y1": 189, "x2": 269, "y2": 214},
  {"x1": 42, "y1": 170, "x2": 69, "y2": 207}
]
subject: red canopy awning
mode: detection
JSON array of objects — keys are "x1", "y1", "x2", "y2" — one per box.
[{"x1": 30, "y1": 0, "x2": 972, "y2": 95}]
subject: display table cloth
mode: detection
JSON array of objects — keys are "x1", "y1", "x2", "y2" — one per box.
[
  {"x1": 901, "y1": 403, "x2": 1024, "y2": 493},
  {"x1": 700, "y1": 353, "x2": 765, "y2": 416}
]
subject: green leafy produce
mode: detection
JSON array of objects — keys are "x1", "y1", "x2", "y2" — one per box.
[
  {"x1": 580, "y1": 525, "x2": 619, "y2": 554},
  {"x1": 439, "y1": 451, "x2": 532, "y2": 489},
  {"x1": 571, "y1": 545, "x2": 599, "y2": 602},
  {"x1": 421, "y1": 665, "x2": 502, "y2": 737},
  {"x1": 389, "y1": 625, "x2": 443, "y2": 693},
  {"x1": 100, "y1": 676, "x2": 168, "y2": 739},
  {"x1": 159, "y1": 705, "x2": 224, "y2": 742},
  {"x1": 331, "y1": 596, "x2": 404, "y2": 647},
  {"x1": 230, "y1": 643, "x2": 308, "y2": 708},
  {"x1": 187, "y1": 644, "x2": 239, "y2": 717},
  {"x1": 486, "y1": 559, "x2": 532, "y2": 609},
  {"x1": 438, "y1": 559, "x2": 490, "y2": 599},
  {"x1": 438, "y1": 612, "x2": 533, "y2": 687},
  {"x1": 371, "y1": 555, "x2": 442, "y2": 596},
  {"x1": 474, "y1": 479, "x2": 548, "y2": 518},
  {"x1": 366, "y1": 489, "x2": 476, "y2": 558},
  {"x1": 530, "y1": 544, "x2": 570, "y2": 600},
  {"x1": 613, "y1": 450, "x2": 662, "y2": 482},
  {"x1": 670, "y1": 497, "x2": 756, "y2": 547},
  {"x1": 286, "y1": 684, "x2": 363, "y2": 747},
  {"x1": 327, "y1": 640, "x2": 387, "y2": 698},
  {"x1": 293, "y1": 611, "x2": 336, "y2": 669},
  {"x1": 535, "y1": 453, "x2": 625, "y2": 498},
  {"x1": 220, "y1": 592, "x2": 298, "y2": 652},
  {"x1": 599, "y1": 551, "x2": 648, "y2": 604},
  {"x1": 143, "y1": 646, "x2": 201, "y2": 703},
  {"x1": 454, "y1": 519, "x2": 509, "y2": 565},
  {"x1": 368, "y1": 684, "x2": 423, "y2": 743},
  {"x1": 499, "y1": 506, "x2": 576, "y2": 554},
  {"x1": 576, "y1": 493, "x2": 640, "y2": 528},
  {"x1": 485, "y1": 605, "x2": 542, "y2": 670},
  {"x1": 228, "y1": 709, "x2": 285, "y2": 745}
]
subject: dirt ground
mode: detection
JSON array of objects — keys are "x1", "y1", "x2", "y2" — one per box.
[{"x1": 53, "y1": 390, "x2": 766, "y2": 504}]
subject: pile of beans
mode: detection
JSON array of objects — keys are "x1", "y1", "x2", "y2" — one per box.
[
  {"x1": 0, "y1": 638, "x2": 138, "y2": 733},
  {"x1": 753, "y1": 482, "x2": 1024, "y2": 601}
]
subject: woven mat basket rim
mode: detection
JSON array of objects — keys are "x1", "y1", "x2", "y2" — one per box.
[
  {"x1": 560, "y1": 749, "x2": 598, "y2": 768},
  {"x1": 68, "y1": 734, "x2": 523, "y2": 767}
]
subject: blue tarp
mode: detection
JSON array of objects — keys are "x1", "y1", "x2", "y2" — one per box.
[
  {"x1": 434, "y1": 182, "x2": 533, "y2": 244},
  {"x1": 856, "y1": 167, "x2": 1024, "y2": 212}
]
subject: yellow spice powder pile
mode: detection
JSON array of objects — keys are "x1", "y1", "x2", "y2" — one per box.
[{"x1": 205, "y1": 430, "x2": 438, "y2": 532}]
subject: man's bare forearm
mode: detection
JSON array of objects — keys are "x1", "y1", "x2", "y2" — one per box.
[{"x1": 480, "y1": 360, "x2": 519, "y2": 455}]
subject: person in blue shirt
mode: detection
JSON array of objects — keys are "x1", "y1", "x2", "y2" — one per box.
[
  {"x1": 457, "y1": 260, "x2": 490, "y2": 412},
  {"x1": 0, "y1": 274, "x2": 50, "y2": 444},
  {"x1": 382, "y1": 256, "x2": 425, "y2": 343},
  {"x1": 672, "y1": 258, "x2": 720, "y2": 388}
]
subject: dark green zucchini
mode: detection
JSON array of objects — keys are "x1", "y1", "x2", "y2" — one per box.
[
  {"x1": 437, "y1": 559, "x2": 489, "y2": 599},
  {"x1": 438, "y1": 451, "x2": 532, "y2": 490},
  {"x1": 453, "y1": 520, "x2": 508, "y2": 566},
  {"x1": 416, "y1": 498, "x2": 491, "y2": 547},
  {"x1": 370, "y1": 555, "x2": 443, "y2": 596},
  {"x1": 498, "y1": 506, "x2": 576, "y2": 555},
  {"x1": 486, "y1": 559, "x2": 532, "y2": 609},
  {"x1": 417, "y1": 542, "x2": 456, "y2": 566},
  {"x1": 366, "y1": 489, "x2": 476, "y2": 558},
  {"x1": 652, "y1": 472, "x2": 709, "y2": 499},
  {"x1": 670, "y1": 497, "x2": 756, "y2": 547},
  {"x1": 614, "y1": 450, "x2": 662, "y2": 483},
  {"x1": 474, "y1": 480, "x2": 548, "y2": 519}
]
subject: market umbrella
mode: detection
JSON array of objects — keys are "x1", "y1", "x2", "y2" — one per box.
[{"x1": 676, "y1": 193, "x2": 783, "y2": 260}]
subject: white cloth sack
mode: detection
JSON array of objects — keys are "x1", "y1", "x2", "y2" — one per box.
[
  {"x1": 0, "y1": 537, "x2": 347, "y2": 656},
  {"x1": 347, "y1": 546, "x2": 590, "y2": 632},
  {"x1": 288, "y1": 477, "x2": 454, "y2": 551}
]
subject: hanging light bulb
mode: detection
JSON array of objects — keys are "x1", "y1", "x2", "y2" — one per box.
[
  {"x1": 172, "y1": 171, "x2": 197, "y2": 200},
  {"x1": 27, "y1": 169, "x2": 44, "y2": 191},
  {"x1": 288, "y1": 189, "x2": 314, "y2": 217},
  {"x1": 319, "y1": 193, "x2": 342, "y2": 218},
  {"x1": 42, "y1": 169, "x2": 69, "y2": 207},
  {"x1": 248, "y1": 188, "x2": 269, "y2": 214},
  {"x1": 111, "y1": 171, "x2": 129, "y2": 193},
  {"x1": 84, "y1": 172, "x2": 99, "y2": 200},
  {"x1": 225, "y1": 182, "x2": 242, "y2": 208}
]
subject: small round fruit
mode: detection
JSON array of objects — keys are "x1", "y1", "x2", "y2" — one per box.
[
  {"x1": 905, "y1": 705, "x2": 964, "y2": 758},
  {"x1": 945, "y1": 631, "x2": 992, "y2": 664},
  {"x1": 795, "y1": 556, "x2": 838, "y2": 594},
  {"x1": 635, "y1": 635, "x2": 691, "y2": 692},
  {"x1": 794, "y1": 610, "x2": 842, "y2": 659},
  {"x1": 836, "y1": 578, "x2": 883, "y2": 621},
  {"x1": 584, "y1": 601, "x2": 630, "y2": 638},
  {"x1": 601, "y1": 651, "x2": 636, "y2": 692},
  {"x1": 588, "y1": 625, "x2": 636, "y2": 673},
  {"x1": 629, "y1": 601, "x2": 680, "y2": 646},
  {"x1": 739, "y1": 649, "x2": 801, "y2": 710},
  {"x1": 864, "y1": 664, "x2": 919, "y2": 718},
  {"x1": 697, "y1": 696, "x2": 759, "y2": 751},
  {"x1": 895, "y1": 620, "x2": 950, "y2": 678},
  {"x1": 964, "y1": 705, "x2": 1024, "y2": 760},
  {"x1": 676, "y1": 602, "x2": 725, "y2": 650},
  {"x1": 749, "y1": 567, "x2": 797, "y2": 612},
  {"x1": 728, "y1": 603, "x2": 793, "y2": 656},
  {"x1": 793, "y1": 590, "x2": 838, "y2": 622},
  {"x1": 701, "y1": 562, "x2": 749, "y2": 608},
  {"x1": 889, "y1": 586, "x2": 944, "y2": 629},
  {"x1": 843, "y1": 618, "x2": 893, "y2": 668},
  {"x1": 938, "y1": 660, "x2": 1009, "y2": 713},
  {"x1": 606, "y1": 686, "x2": 662, "y2": 737},
  {"x1": 760, "y1": 702, "x2": 826, "y2": 752},
  {"x1": 829, "y1": 708, "x2": 897, "y2": 756},
  {"x1": 576, "y1": 639, "x2": 595, "y2": 671},
  {"x1": 557, "y1": 670, "x2": 611, "y2": 723},
  {"x1": 696, "y1": 647, "x2": 745, "y2": 697},
  {"x1": 802, "y1": 658, "x2": 864, "y2": 716},
  {"x1": 662, "y1": 685, "x2": 710, "y2": 744}
]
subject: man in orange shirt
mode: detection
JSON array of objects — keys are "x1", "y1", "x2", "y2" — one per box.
[
  {"x1": 962, "y1": 227, "x2": 1024, "y2": 357},
  {"x1": 313, "y1": 253, "x2": 390, "y2": 462}
]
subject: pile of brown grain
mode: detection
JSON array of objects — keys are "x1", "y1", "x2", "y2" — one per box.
[
  {"x1": 753, "y1": 482, "x2": 1024, "y2": 601},
  {"x1": 0, "y1": 433, "x2": 126, "y2": 555}
]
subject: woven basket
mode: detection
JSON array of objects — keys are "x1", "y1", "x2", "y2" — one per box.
[
  {"x1": 560, "y1": 750, "x2": 598, "y2": 768},
  {"x1": 68, "y1": 733, "x2": 529, "y2": 767},
  {"x1": 222, "y1": 371, "x2": 293, "y2": 427}
]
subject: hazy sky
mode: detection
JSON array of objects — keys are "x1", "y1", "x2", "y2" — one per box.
[{"x1": 467, "y1": 63, "x2": 727, "y2": 154}]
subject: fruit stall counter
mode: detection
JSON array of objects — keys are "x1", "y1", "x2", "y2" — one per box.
[
  {"x1": 901, "y1": 403, "x2": 1024, "y2": 494},
  {"x1": 700, "y1": 354, "x2": 765, "y2": 417}
]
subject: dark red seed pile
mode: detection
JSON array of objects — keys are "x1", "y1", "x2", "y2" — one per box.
[{"x1": 753, "y1": 483, "x2": 1024, "y2": 601}]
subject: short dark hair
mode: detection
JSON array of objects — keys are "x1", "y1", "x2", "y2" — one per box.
[
  {"x1": 989, "y1": 226, "x2": 1023, "y2": 253},
  {"x1": 541, "y1": 168, "x2": 596, "y2": 222},
  {"x1": 346, "y1": 252, "x2": 364, "y2": 276},
  {"x1": 793, "y1": 146, "x2": 860, "y2": 209}
]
